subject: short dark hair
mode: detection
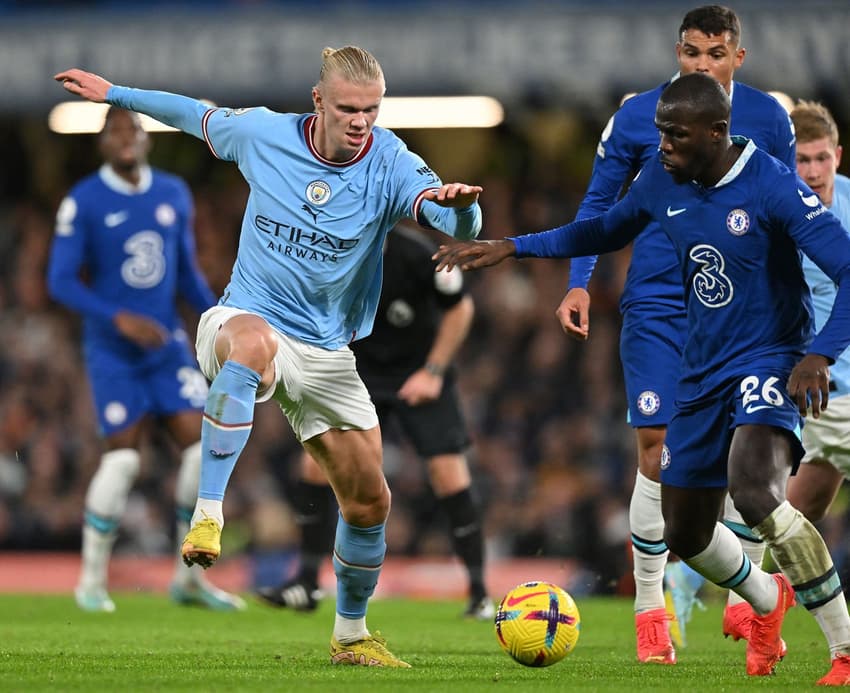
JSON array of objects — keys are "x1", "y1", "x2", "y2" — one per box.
[
  {"x1": 660, "y1": 72, "x2": 731, "y2": 124},
  {"x1": 679, "y1": 5, "x2": 741, "y2": 45}
]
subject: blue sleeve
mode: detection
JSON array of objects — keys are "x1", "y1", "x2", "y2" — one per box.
[
  {"x1": 769, "y1": 103, "x2": 796, "y2": 169},
  {"x1": 107, "y1": 85, "x2": 210, "y2": 141},
  {"x1": 510, "y1": 192, "x2": 648, "y2": 259},
  {"x1": 173, "y1": 181, "x2": 217, "y2": 313},
  {"x1": 569, "y1": 106, "x2": 641, "y2": 289},
  {"x1": 772, "y1": 176, "x2": 850, "y2": 361},
  {"x1": 47, "y1": 194, "x2": 121, "y2": 324}
]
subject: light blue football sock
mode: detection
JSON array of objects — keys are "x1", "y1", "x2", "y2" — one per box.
[
  {"x1": 332, "y1": 514, "x2": 386, "y2": 619},
  {"x1": 198, "y1": 360, "x2": 260, "y2": 501}
]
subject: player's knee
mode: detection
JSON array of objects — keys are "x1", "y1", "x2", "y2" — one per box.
[
  {"x1": 340, "y1": 482, "x2": 390, "y2": 525},
  {"x1": 727, "y1": 485, "x2": 782, "y2": 528},
  {"x1": 223, "y1": 326, "x2": 277, "y2": 373}
]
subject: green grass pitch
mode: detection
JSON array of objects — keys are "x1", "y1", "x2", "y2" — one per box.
[{"x1": 0, "y1": 592, "x2": 834, "y2": 691}]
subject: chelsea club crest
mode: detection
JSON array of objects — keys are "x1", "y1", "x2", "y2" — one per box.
[
  {"x1": 726, "y1": 208, "x2": 750, "y2": 236},
  {"x1": 637, "y1": 390, "x2": 661, "y2": 416},
  {"x1": 306, "y1": 180, "x2": 332, "y2": 206}
]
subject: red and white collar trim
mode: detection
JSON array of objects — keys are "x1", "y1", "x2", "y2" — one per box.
[{"x1": 303, "y1": 114, "x2": 373, "y2": 167}]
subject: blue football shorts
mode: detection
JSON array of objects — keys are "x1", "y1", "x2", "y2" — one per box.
[
  {"x1": 620, "y1": 304, "x2": 687, "y2": 428},
  {"x1": 87, "y1": 336, "x2": 209, "y2": 437},
  {"x1": 661, "y1": 366, "x2": 804, "y2": 489}
]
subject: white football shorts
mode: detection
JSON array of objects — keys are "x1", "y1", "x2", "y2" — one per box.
[
  {"x1": 196, "y1": 305, "x2": 378, "y2": 442},
  {"x1": 801, "y1": 393, "x2": 850, "y2": 477}
]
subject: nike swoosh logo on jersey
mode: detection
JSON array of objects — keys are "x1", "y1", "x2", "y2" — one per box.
[
  {"x1": 104, "y1": 211, "x2": 129, "y2": 227},
  {"x1": 744, "y1": 404, "x2": 774, "y2": 414},
  {"x1": 666, "y1": 206, "x2": 687, "y2": 217},
  {"x1": 505, "y1": 590, "x2": 548, "y2": 606},
  {"x1": 798, "y1": 189, "x2": 821, "y2": 208}
]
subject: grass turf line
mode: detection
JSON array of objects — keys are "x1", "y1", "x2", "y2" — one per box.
[{"x1": 0, "y1": 593, "x2": 833, "y2": 691}]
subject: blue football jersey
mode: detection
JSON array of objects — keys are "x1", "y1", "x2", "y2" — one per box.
[
  {"x1": 513, "y1": 139, "x2": 850, "y2": 407},
  {"x1": 569, "y1": 79, "x2": 796, "y2": 314},
  {"x1": 802, "y1": 174, "x2": 850, "y2": 396},
  {"x1": 47, "y1": 164, "x2": 216, "y2": 364}
]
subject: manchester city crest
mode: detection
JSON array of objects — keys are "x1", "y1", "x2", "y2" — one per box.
[
  {"x1": 726, "y1": 208, "x2": 750, "y2": 236},
  {"x1": 637, "y1": 390, "x2": 661, "y2": 416},
  {"x1": 306, "y1": 180, "x2": 332, "y2": 206}
]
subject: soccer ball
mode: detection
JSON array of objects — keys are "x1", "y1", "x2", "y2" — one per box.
[{"x1": 495, "y1": 580, "x2": 581, "y2": 667}]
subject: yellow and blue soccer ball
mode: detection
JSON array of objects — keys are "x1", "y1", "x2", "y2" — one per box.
[{"x1": 495, "y1": 580, "x2": 581, "y2": 667}]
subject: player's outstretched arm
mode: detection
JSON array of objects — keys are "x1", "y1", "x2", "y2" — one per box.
[
  {"x1": 787, "y1": 353, "x2": 831, "y2": 418},
  {"x1": 555, "y1": 288, "x2": 590, "y2": 341},
  {"x1": 422, "y1": 183, "x2": 483, "y2": 209},
  {"x1": 433, "y1": 239, "x2": 515, "y2": 272},
  {"x1": 54, "y1": 69, "x2": 112, "y2": 103}
]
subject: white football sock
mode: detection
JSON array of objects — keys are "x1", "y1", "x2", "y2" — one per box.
[
  {"x1": 629, "y1": 471, "x2": 667, "y2": 613},
  {"x1": 722, "y1": 494, "x2": 766, "y2": 607}
]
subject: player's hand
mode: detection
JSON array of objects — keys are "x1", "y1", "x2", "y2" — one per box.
[
  {"x1": 433, "y1": 239, "x2": 515, "y2": 272},
  {"x1": 397, "y1": 369, "x2": 442, "y2": 406},
  {"x1": 787, "y1": 353, "x2": 830, "y2": 418},
  {"x1": 113, "y1": 311, "x2": 169, "y2": 349},
  {"x1": 423, "y1": 183, "x2": 483, "y2": 208},
  {"x1": 555, "y1": 288, "x2": 590, "y2": 341},
  {"x1": 54, "y1": 68, "x2": 113, "y2": 103}
]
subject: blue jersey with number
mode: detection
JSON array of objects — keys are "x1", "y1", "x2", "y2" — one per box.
[
  {"x1": 512, "y1": 139, "x2": 850, "y2": 407},
  {"x1": 47, "y1": 164, "x2": 215, "y2": 366},
  {"x1": 107, "y1": 86, "x2": 480, "y2": 350},
  {"x1": 803, "y1": 174, "x2": 850, "y2": 396},
  {"x1": 569, "y1": 79, "x2": 796, "y2": 314}
]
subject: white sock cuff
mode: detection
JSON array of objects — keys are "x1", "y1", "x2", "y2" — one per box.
[
  {"x1": 634, "y1": 470, "x2": 662, "y2": 501},
  {"x1": 101, "y1": 448, "x2": 141, "y2": 477},
  {"x1": 754, "y1": 500, "x2": 799, "y2": 541}
]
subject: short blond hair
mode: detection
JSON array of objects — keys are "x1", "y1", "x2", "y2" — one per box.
[
  {"x1": 317, "y1": 46, "x2": 384, "y2": 87},
  {"x1": 790, "y1": 100, "x2": 840, "y2": 147}
]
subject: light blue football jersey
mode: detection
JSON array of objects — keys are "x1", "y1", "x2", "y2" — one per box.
[
  {"x1": 802, "y1": 174, "x2": 850, "y2": 396},
  {"x1": 107, "y1": 86, "x2": 478, "y2": 350},
  {"x1": 200, "y1": 108, "x2": 444, "y2": 348},
  {"x1": 512, "y1": 139, "x2": 850, "y2": 407}
]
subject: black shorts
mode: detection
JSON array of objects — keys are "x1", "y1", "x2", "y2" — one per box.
[{"x1": 370, "y1": 375, "x2": 470, "y2": 458}]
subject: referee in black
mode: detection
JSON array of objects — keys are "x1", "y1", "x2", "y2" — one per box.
[{"x1": 258, "y1": 222, "x2": 493, "y2": 619}]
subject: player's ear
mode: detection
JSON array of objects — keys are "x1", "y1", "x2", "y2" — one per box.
[
  {"x1": 312, "y1": 86, "x2": 323, "y2": 114},
  {"x1": 711, "y1": 119, "x2": 729, "y2": 141}
]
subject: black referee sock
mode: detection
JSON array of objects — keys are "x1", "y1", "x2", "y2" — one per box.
[
  {"x1": 439, "y1": 488, "x2": 487, "y2": 599},
  {"x1": 292, "y1": 480, "x2": 337, "y2": 588}
]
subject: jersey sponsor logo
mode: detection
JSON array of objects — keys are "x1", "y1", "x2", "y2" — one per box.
[
  {"x1": 416, "y1": 165, "x2": 439, "y2": 184},
  {"x1": 104, "y1": 210, "x2": 129, "y2": 228},
  {"x1": 660, "y1": 444, "x2": 671, "y2": 470},
  {"x1": 121, "y1": 231, "x2": 166, "y2": 288},
  {"x1": 155, "y1": 203, "x2": 176, "y2": 226},
  {"x1": 798, "y1": 189, "x2": 821, "y2": 207},
  {"x1": 305, "y1": 180, "x2": 332, "y2": 206},
  {"x1": 55, "y1": 196, "x2": 77, "y2": 236},
  {"x1": 104, "y1": 401, "x2": 128, "y2": 426},
  {"x1": 726, "y1": 208, "x2": 750, "y2": 236},
  {"x1": 690, "y1": 244, "x2": 734, "y2": 308},
  {"x1": 256, "y1": 214, "x2": 358, "y2": 263},
  {"x1": 386, "y1": 299, "x2": 415, "y2": 327},
  {"x1": 636, "y1": 390, "x2": 661, "y2": 416},
  {"x1": 666, "y1": 206, "x2": 687, "y2": 217}
]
